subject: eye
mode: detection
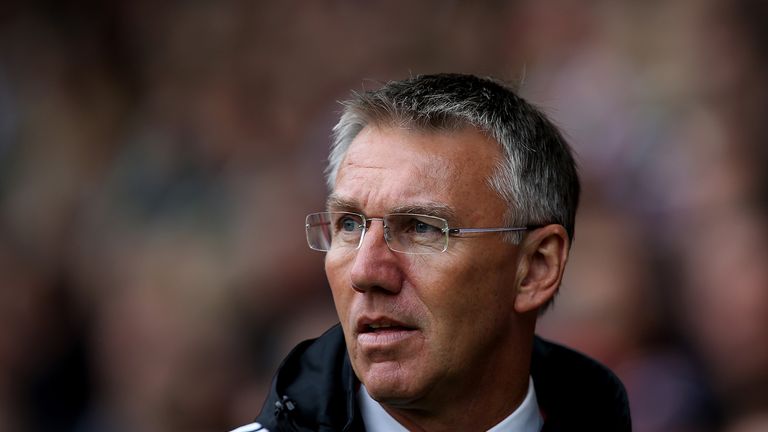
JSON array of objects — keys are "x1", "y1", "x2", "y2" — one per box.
[
  {"x1": 414, "y1": 221, "x2": 436, "y2": 234},
  {"x1": 337, "y1": 215, "x2": 362, "y2": 232},
  {"x1": 404, "y1": 217, "x2": 442, "y2": 235}
]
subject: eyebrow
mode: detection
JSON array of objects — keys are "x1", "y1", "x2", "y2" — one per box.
[
  {"x1": 390, "y1": 203, "x2": 456, "y2": 220},
  {"x1": 326, "y1": 195, "x2": 360, "y2": 212},
  {"x1": 326, "y1": 195, "x2": 457, "y2": 220}
]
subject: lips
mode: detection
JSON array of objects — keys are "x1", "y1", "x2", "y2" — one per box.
[
  {"x1": 356, "y1": 317, "x2": 417, "y2": 334},
  {"x1": 354, "y1": 316, "x2": 420, "y2": 351}
]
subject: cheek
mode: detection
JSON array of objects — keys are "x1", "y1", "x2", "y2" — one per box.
[{"x1": 412, "y1": 251, "x2": 516, "y2": 334}]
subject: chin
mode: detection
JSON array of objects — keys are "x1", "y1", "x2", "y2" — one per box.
[
  {"x1": 359, "y1": 363, "x2": 427, "y2": 406},
  {"x1": 366, "y1": 385, "x2": 420, "y2": 407}
]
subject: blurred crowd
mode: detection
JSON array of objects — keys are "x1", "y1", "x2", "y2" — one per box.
[{"x1": 0, "y1": 1, "x2": 766, "y2": 431}]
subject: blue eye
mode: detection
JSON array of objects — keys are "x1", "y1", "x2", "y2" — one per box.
[
  {"x1": 414, "y1": 221, "x2": 433, "y2": 234},
  {"x1": 405, "y1": 218, "x2": 442, "y2": 235},
  {"x1": 340, "y1": 217, "x2": 360, "y2": 232}
]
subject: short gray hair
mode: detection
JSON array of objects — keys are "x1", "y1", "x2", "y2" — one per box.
[{"x1": 327, "y1": 73, "x2": 580, "y2": 244}]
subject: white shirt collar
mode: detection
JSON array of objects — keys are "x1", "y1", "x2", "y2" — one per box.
[{"x1": 358, "y1": 377, "x2": 543, "y2": 432}]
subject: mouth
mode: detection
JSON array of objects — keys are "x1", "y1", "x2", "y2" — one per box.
[
  {"x1": 355, "y1": 317, "x2": 420, "y2": 348},
  {"x1": 357, "y1": 318, "x2": 417, "y2": 334}
]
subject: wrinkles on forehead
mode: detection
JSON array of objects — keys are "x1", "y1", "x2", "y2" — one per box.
[
  {"x1": 330, "y1": 125, "x2": 502, "y2": 224},
  {"x1": 335, "y1": 128, "x2": 462, "y2": 186}
]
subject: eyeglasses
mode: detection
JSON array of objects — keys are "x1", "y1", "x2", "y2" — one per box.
[{"x1": 305, "y1": 211, "x2": 534, "y2": 255}]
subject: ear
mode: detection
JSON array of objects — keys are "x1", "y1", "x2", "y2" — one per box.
[{"x1": 514, "y1": 224, "x2": 570, "y2": 314}]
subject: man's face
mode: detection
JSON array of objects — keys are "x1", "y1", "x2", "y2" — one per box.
[{"x1": 325, "y1": 125, "x2": 523, "y2": 409}]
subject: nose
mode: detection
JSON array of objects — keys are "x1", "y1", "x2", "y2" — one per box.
[{"x1": 349, "y1": 219, "x2": 403, "y2": 294}]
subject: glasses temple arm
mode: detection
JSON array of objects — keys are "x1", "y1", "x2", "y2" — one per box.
[{"x1": 447, "y1": 225, "x2": 542, "y2": 236}]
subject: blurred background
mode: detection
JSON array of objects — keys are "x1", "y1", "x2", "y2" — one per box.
[{"x1": 1, "y1": 0, "x2": 767, "y2": 431}]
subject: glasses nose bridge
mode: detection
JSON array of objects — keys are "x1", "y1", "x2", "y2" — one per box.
[{"x1": 360, "y1": 216, "x2": 394, "y2": 248}]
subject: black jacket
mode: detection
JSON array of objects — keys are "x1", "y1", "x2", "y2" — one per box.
[{"x1": 252, "y1": 324, "x2": 631, "y2": 431}]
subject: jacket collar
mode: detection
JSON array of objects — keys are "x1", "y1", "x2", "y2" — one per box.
[{"x1": 255, "y1": 324, "x2": 631, "y2": 432}]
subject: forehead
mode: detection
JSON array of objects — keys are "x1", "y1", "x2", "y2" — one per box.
[{"x1": 331, "y1": 125, "x2": 504, "y2": 218}]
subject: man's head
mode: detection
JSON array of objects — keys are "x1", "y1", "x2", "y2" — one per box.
[{"x1": 315, "y1": 73, "x2": 579, "y2": 429}]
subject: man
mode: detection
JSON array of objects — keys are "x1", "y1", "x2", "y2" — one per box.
[{"x1": 232, "y1": 73, "x2": 631, "y2": 431}]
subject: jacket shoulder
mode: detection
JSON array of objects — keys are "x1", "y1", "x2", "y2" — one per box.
[
  {"x1": 255, "y1": 324, "x2": 362, "y2": 431},
  {"x1": 532, "y1": 336, "x2": 631, "y2": 431}
]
